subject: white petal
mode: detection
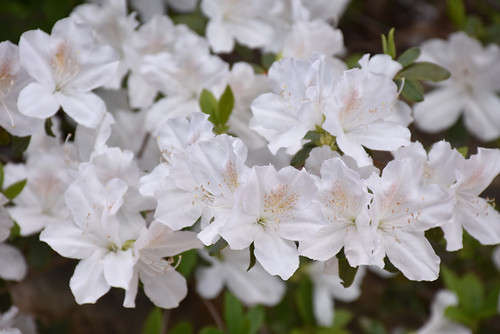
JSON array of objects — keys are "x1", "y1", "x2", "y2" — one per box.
[
  {"x1": 40, "y1": 221, "x2": 100, "y2": 259},
  {"x1": 17, "y1": 83, "x2": 58, "y2": 119},
  {"x1": 102, "y1": 250, "x2": 135, "y2": 290},
  {"x1": 413, "y1": 87, "x2": 465, "y2": 133},
  {"x1": 383, "y1": 230, "x2": 440, "y2": 281},
  {"x1": 18, "y1": 29, "x2": 53, "y2": 84},
  {"x1": 254, "y1": 232, "x2": 299, "y2": 280},
  {"x1": 70, "y1": 255, "x2": 110, "y2": 304},
  {"x1": 195, "y1": 265, "x2": 225, "y2": 299},
  {"x1": 140, "y1": 268, "x2": 187, "y2": 309},
  {"x1": 0, "y1": 243, "x2": 27, "y2": 281},
  {"x1": 456, "y1": 196, "x2": 500, "y2": 245},
  {"x1": 57, "y1": 92, "x2": 106, "y2": 128}
]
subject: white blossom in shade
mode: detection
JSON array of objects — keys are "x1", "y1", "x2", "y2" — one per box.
[
  {"x1": 250, "y1": 55, "x2": 338, "y2": 155},
  {"x1": 196, "y1": 248, "x2": 286, "y2": 306},
  {"x1": 124, "y1": 221, "x2": 202, "y2": 308},
  {"x1": 281, "y1": 20, "x2": 344, "y2": 60},
  {"x1": 154, "y1": 134, "x2": 249, "y2": 241},
  {"x1": 40, "y1": 176, "x2": 145, "y2": 304},
  {"x1": 6, "y1": 144, "x2": 72, "y2": 236},
  {"x1": 220, "y1": 165, "x2": 327, "y2": 280},
  {"x1": 130, "y1": 0, "x2": 198, "y2": 22},
  {"x1": 412, "y1": 32, "x2": 500, "y2": 141},
  {"x1": 0, "y1": 41, "x2": 43, "y2": 136},
  {"x1": 305, "y1": 146, "x2": 379, "y2": 178},
  {"x1": 364, "y1": 158, "x2": 454, "y2": 281},
  {"x1": 0, "y1": 194, "x2": 27, "y2": 282},
  {"x1": 226, "y1": 62, "x2": 270, "y2": 151},
  {"x1": 201, "y1": 0, "x2": 276, "y2": 53},
  {"x1": 141, "y1": 31, "x2": 228, "y2": 132},
  {"x1": 449, "y1": 148, "x2": 500, "y2": 247},
  {"x1": 358, "y1": 53, "x2": 413, "y2": 127},
  {"x1": 0, "y1": 307, "x2": 37, "y2": 334},
  {"x1": 299, "y1": 158, "x2": 373, "y2": 268},
  {"x1": 393, "y1": 141, "x2": 463, "y2": 251},
  {"x1": 417, "y1": 290, "x2": 471, "y2": 334},
  {"x1": 77, "y1": 146, "x2": 154, "y2": 212},
  {"x1": 302, "y1": 0, "x2": 350, "y2": 22},
  {"x1": 307, "y1": 260, "x2": 364, "y2": 327},
  {"x1": 322, "y1": 67, "x2": 411, "y2": 167},
  {"x1": 124, "y1": 14, "x2": 178, "y2": 109},
  {"x1": 17, "y1": 17, "x2": 119, "y2": 128},
  {"x1": 139, "y1": 112, "x2": 214, "y2": 198},
  {"x1": 71, "y1": 0, "x2": 138, "y2": 89}
]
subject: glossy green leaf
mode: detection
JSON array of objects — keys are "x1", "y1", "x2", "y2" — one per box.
[
  {"x1": 295, "y1": 276, "x2": 315, "y2": 326},
  {"x1": 176, "y1": 249, "x2": 198, "y2": 278},
  {"x1": 447, "y1": 0, "x2": 466, "y2": 29},
  {"x1": 11, "y1": 136, "x2": 30, "y2": 158},
  {"x1": 0, "y1": 163, "x2": 4, "y2": 190},
  {"x1": 224, "y1": 292, "x2": 244, "y2": 334},
  {"x1": 3, "y1": 179, "x2": 26, "y2": 200},
  {"x1": 338, "y1": 256, "x2": 358, "y2": 288},
  {"x1": 401, "y1": 78, "x2": 424, "y2": 102},
  {"x1": 398, "y1": 62, "x2": 451, "y2": 82},
  {"x1": 381, "y1": 28, "x2": 396, "y2": 59},
  {"x1": 199, "y1": 89, "x2": 218, "y2": 121},
  {"x1": 396, "y1": 47, "x2": 421, "y2": 67},
  {"x1": 218, "y1": 85, "x2": 234, "y2": 126},
  {"x1": 208, "y1": 238, "x2": 228, "y2": 257},
  {"x1": 169, "y1": 322, "x2": 192, "y2": 334},
  {"x1": 246, "y1": 306, "x2": 265, "y2": 334},
  {"x1": 290, "y1": 142, "x2": 317, "y2": 168},
  {"x1": 142, "y1": 308, "x2": 163, "y2": 334},
  {"x1": 247, "y1": 242, "x2": 256, "y2": 272}
]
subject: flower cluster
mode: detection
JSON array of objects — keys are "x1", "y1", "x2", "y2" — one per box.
[{"x1": 1, "y1": 0, "x2": 500, "y2": 331}]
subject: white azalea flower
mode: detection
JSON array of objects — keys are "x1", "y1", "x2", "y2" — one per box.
[
  {"x1": 322, "y1": 67, "x2": 411, "y2": 167},
  {"x1": 0, "y1": 194, "x2": 27, "y2": 282},
  {"x1": 220, "y1": 165, "x2": 326, "y2": 280},
  {"x1": 299, "y1": 157, "x2": 373, "y2": 267},
  {"x1": 450, "y1": 148, "x2": 500, "y2": 246},
  {"x1": 201, "y1": 0, "x2": 276, "y2": 53},
  {"x1": 307, "y1": 260, "x2": 364, "y2": 327},
  {"x1": 365, "y1": 158, "x2": 454, "y2": 281},
  {"x1": 0, "y1": 41, "x2": 43, "y2": 136},
  {"x1": 417, "y1": 290, "x2": 471, "y2": 334},
  {"x1": 40, "y1": 176, "x2": 145, "y2": 304},
  {"x1": 71, "y1": 0, "x2": 138, "y2": 89},
  {"x1": 124, "y1": 221, "x2": 202, "y2": 308},
  {"x1": 250, "y1": 55, "x2": 338, "y2": 155},
  {"x1": 413, "y1": 32, "x2": 500, "y2": 141},
  {"x1": 195, "y1": 248, "x2": 286, "y2": 307},
  {"x1": 17, "y1": 17, "x2": 119, "y2": 128}
]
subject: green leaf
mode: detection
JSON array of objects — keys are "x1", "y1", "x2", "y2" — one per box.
[
  {"x1": 459, "y1": 273, "x2": 484, "y2": 314},
  {"x1": 11, "y1": 136, "x2": 30, "y2": 158},
  {"x1": 398, "y1": 62, "x2": 451, "y2": 82},
  {"x1": 218, "y1": 85, "x2": 234, "y2": 126},
  {"x1": 0, "y1": 128, "x2": 11, "y2": 146},
  {"x1": 396, "y1": 47, "x2": 421, "y2": 67},
  {"x1": 444, "y1": 306, "x2": 476, "y2": 328},
  {"x1": 208, "y1": 238, "x2": 228, "y2": 257},
  {"x1": 224, "y1": 292, "x2": 244, "y2": 334},
  {"x1": 442, "y1": 267, "x2": 460, "y2": 292},
  {"x1": 176, "y1": 249, "x2": 198, "y2": 278},
  {"x1": 169, "y1": 322, "x2": 192, "y2": 334},
  {"x1": 401, "y1": 78, "x2": 424, "y2": 103},
  {"x1": 338, "y1": 255, "x2": 358, "y2": 288},
  {"x1": 199, "y1": 327, "x2": 224, "y2": 334},
  {"x1": 247, "y1": 242, "x2": 257, "y2": 272},
  {"x1": 294, "y1": 276, "x2": 315, "y2": 326},
  {"x1": 3, "y1": 179, "x2": 26, "y2": 200},
  {"x1": 332, "y1": 309, "x2": 353, "y2": 329},
  {"x1": 199, "y1": 89, "x2": 218, "y2": 121},
  {"x1": 457, "y1": 146, "x2": 468, "y2": 158},
  {"x1": 44, "y1": 118, "x2": 56, "y2": 138},
  {"x1": 9, "y1": 222, "x2": 20, "y2": 240},
  {"x1": 290, "y1": 142, "x2": 317, "y2": 168},
  {"x1": 447, "y1": 0, "x2": 467, "y2": 29},
  {"x1": 142, "y1": 308, "x2": 163, "y2": 334},
  {"x1": 381, "y1": 28, "x2": 396, "y2": 59},
  {"x1": 0, "y1": 163, "x2": 4, "y2": 190},
  {"x1": 246, "y1": 306, "x2": 265, "y2": 334}
]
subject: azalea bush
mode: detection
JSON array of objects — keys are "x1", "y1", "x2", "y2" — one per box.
[{"x1": 1, "y1": 0, "x2": 500, "y2": 333}]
